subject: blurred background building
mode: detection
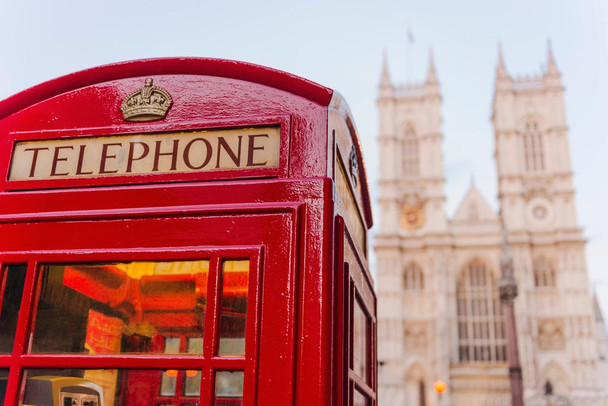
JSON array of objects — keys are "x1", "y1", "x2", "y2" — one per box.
[{"x1": 375, "y1": 45, "x2": 608, "y2": 405}]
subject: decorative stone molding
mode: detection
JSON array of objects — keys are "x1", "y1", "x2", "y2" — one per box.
[
  {"x1": 404, "y1": 322, "x2": 427, "y2": 352},
  {"x1": 538, "y1": 320, "x2": 565, "y2": 351},
  {"x1": 522, "y1": 178, "x2": 553, "y2": 201}
]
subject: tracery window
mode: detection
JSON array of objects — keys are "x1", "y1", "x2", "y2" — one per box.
[
  {"x1": 534, "y1": 257, "x2": 556, "y2": 287},
  {"x1": 456, "y1": 259, "x2": 506, "y2": 363},
  {"x1": 403, "y1": 262, "x2": 424, "y2": 291},
  {"x1": 522, "y1": 119, "x2": 545, "y2": 171},
  {"x1": 402, "y1": 125, "x2": 419, "y2": 176}
]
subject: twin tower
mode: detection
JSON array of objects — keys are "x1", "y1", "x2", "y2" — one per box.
[{"x1": 375, "y1": 45, "x2": 608, "y2": 405}]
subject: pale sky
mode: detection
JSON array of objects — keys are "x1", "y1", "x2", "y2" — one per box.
[{"x1": 0, "y1": 0, "x2": 607, "y2": 316}]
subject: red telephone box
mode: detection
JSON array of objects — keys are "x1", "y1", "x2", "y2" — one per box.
[{"x1": 0, "y1": 58, "x2": 375, "y2": 406}]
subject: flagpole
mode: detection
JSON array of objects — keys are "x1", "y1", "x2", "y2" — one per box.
[{"x1": 407, "y1": 27, "x2": 414, "y2": 83}]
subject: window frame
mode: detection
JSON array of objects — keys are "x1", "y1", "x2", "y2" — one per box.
[
  {"x1": 522, "y1": 119, "x2": 545, "y2": 172},
  {"x1": 401, "y1": 125, "x2": 419, "y2": 177},
  {"x1": 403, "y1": 262, "x2": 424, "y2": 291},
  {"x1": 0, "y1": 246, "x2": 262, "y2": 406},
  {"x1": 533, "y1": 257, "x2": 556, "y2": 288},
  {"x1": 455, "y1": 259, "x2": 507, "y2": 364}
]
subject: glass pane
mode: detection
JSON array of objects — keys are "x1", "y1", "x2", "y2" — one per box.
[
  {"x1": 160, "y1": 337, "x2": 180, "y2": 397},
  {"x1": 187, "y1": 337, "x2": 203, "y2": 354},
  {"x1": 0, "y1": 369, "x2": 8, "y2": 404},
  {"x1": 184, "y1": 337, "x2": 203, "y2": 397},
  {"x1": 160, "y1": 370, "x2": 177, "y2": 396},
  {"x1": 31, "y1": 260, "x2": 209, "y2": 354},
  {"x1": 24, "y1": 369, "x2": 201, "y2": 405},
  {"x1": 184, "y1": 370, "x2": 201, "y2": 397},
  {"x1": 0, "y1": 265, "x2": 27, "y2": 354},
  {"x1": 218, "y1": 260, "x2": 249, "y2": 356},
  {"x1": 214, "y1": 371, "x2": 244, "y2": 405},
  {"x1": 354, "y1": 389, "x2": 369, "y2": 406},
  {"x1": 353, "y1": 297, "x2": 369, "y2": 382},
  {"x1": 165, "y1": 337, "x2": 181, "y2": 353}
]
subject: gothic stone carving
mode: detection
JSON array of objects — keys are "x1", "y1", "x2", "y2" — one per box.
[
  {"x1": 538, "y1": 320, "x2": 565, "y2": 351},
  {"x1": 404, "y1": 322, "x2": 427, "y2": 352}
]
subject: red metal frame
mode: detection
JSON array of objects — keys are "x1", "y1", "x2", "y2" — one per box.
[{"x1": 0, "y1": 57, "x2": 375, "y2": 406}]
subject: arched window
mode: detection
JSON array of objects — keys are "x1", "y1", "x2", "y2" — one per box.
[
  {"x1": 534, "y1": 257, "x2": 556, "y2": 287},
  {"x1": 405, "y1": 364, "x2": 426, "y2": 406},
  {"x1": 418, "y1": 380, "x2": 426, "y2": 406},
  {"x1": 522, "y1": 119, "x2": 545, "y2": 171},
  {"x1": 456, "y1": 259, "x2": 506, "y2": 363},
  {"x1": 404, "y1": 262, "x2": 424, "y2": 291},
  {"x1": 541, "y1": 361, "x2": 570, "y2": 396},
  {"x1": 402, "y1": 125, "x2": 419, "y2": 176}
]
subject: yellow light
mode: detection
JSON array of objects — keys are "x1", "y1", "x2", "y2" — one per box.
[
  {"x1": 434, "y1": 380, "x2": 447, "y2": 394},
  {"x1": 186, "y1": 370, "x2": 199, "y2": 377},
  {"x1": 165, "y1": 369, "x2": 178, "y2": 377}
]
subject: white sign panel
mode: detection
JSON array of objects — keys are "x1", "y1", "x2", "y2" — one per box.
[{"x1": 9, "y1": 127, "x2": 280, "y2": 181}]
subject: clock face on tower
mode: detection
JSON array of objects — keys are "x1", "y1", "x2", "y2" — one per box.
[
  {"x1": 533, "y1": 205, "x2": 547, "y2": 220},
  {"x1": 525, "y1": 197, "x2": 553, "y2": 226},
  {"x1": 401, "y1": 206, "x2": 425, "y2": 230}
]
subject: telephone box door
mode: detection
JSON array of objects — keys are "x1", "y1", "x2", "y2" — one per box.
[{"x1": 0, "y1": 204, "x2": 300, "y2": 406}]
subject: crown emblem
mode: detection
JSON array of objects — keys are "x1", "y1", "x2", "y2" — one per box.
[{"x1": 120, "y1": 78, "x2": 172, "y2": 122}]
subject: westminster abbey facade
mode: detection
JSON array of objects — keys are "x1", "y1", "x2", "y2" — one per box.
[{"x1": 375, "y1": 46, "x2": 608, "y2": 405}]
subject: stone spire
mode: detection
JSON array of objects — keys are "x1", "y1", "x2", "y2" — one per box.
[
  {"x1": 546, "y1": 39, "x2": 559, "y2": 76},
  {"x1": 426, "y1": 48, "x2": 438, "y2": 84},
  {"x1": 380, "y1": 50, "x2": 391, "y2": 87},
  {"x1": 379, "y1": 50, "x2": 393, "y2": 99},
  {"x1": 425, "y1": 48, "x2": 440, "y2": 96},
  {"x1": 495, "y1": 42, "x2": 512, "y2": 93},
  {"x1": 496, "y1": 42, "x2": 510, "y2": 80}
]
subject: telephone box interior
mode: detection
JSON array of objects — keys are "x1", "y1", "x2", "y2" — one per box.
[{"x1": 0, "y1": 58, "x2": 375, "y2": 406}]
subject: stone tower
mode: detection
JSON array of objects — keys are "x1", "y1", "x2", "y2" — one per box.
[
  {"x1": 376, "y1": 50, "x2": 452, "y2": 406},
  {"x1": 376, "y1": 44, "x2": 608, "y2": 406},
  {"x1": 492, "y1": 43, "x2": 607, "y2": 404}
]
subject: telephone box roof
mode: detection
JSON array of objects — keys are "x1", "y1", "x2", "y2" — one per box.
[
  {"x1": 0, "y1": 57, "x2": 372, "y2": 227},
  {"x1": 0, "y1": 57, "x2": 334, "y2": 120}
]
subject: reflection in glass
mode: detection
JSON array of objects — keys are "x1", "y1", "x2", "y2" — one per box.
[
  {"x1": 23, "y1": 369, "x2": 104, "y2": 406},
  {"x1": 31, "y1": 260, "x2": 209, "y2": 354},
  {"x1": 24, "y1": 368, "x2": 202, "y2": 405},
  {"x1": 214, "y1": 370, "x2": 244, "y2": 405},
  {"x1": 218, "y1": 260, "x2": 249, "y2": 356},
  {"x1": 353, "y1": 297, "x2": 369, "y2": 382},
  {"x1": 0, "y1": 265, "x2": 27, "y2": 354}
]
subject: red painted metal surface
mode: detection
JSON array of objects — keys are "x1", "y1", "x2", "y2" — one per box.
[
  {"x1": 0, "y1": 58, "x2": 375, "y2": 406},
  {"x1": 0, "y1": 58, "x2": 334, "y2": 121}
]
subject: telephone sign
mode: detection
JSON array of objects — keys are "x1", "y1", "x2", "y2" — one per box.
[{"x1": 10, "y1": 127, "x2": 280, "y2": 181}]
